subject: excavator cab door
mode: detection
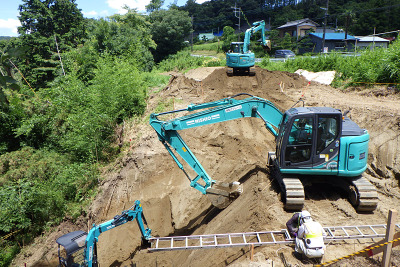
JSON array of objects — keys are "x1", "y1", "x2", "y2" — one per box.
[
  {"x1": 282, "y1": 116, "x2": 314, "y2": 168},
  {"x1": 277, "y1": 111, "x2": 341, "y2": 171},
  {"x1": 312, "y1": 115, "x2": 341, "y2": 170}
]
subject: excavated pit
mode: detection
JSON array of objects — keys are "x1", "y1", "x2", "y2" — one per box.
[{"x1": 15, "y1": 66, "x2": 400, "y2": 267}]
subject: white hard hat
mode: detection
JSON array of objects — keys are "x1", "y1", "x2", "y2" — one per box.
[{"x1": 300, "y1": 210, "x2": 312, "y2": 223}]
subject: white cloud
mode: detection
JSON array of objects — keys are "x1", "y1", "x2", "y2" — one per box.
[
  {"x1": 0, "y1": 18, "x2": 20, "y2": 36},
  {"x1": 106, "y1": 0, "x2": 151, "y2": 14},
  {"x1": 83, "y1": 10, "x2": 99, "y2": 17}
]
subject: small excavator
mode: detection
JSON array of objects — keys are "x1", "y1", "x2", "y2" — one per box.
[
  {"x1": 150, "y1": 94, "x2": 378, "y2": 211},
  {"x1": 226, "y1": 20, "x2": 271, "y2": 74},
  {"x1": 56, "y1": 200, "x2": 151, "y2": 267}
]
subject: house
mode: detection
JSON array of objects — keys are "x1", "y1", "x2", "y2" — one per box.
[
  {"x1": 277, "y1": 18, "x2": 319, "y2": 39},
  {"x1": 308, "y1": 33, "x2": 357, "y2": 53},
  {"x1": 198, "y1": 32, "x2": 216, "y2": 41},
  {"x1": 354, "y1": 36, "x2": 390, "y2": 50}
]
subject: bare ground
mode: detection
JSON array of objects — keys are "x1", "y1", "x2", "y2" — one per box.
[{"x1": 13, "y1": 66, "x2": 400, "y2": 267}]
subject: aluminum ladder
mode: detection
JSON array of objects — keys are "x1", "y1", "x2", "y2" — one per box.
[{"x1": 148, "y1": 223, "x2": 400, "y2": 252}]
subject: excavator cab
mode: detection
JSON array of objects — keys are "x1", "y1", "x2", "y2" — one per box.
[
  {"x1": 275, "y1": 107, "x2": 342, "y2": 170},
  {"x1": 56, "y1": 230, "x2": 88, "y2": 267},
  {"x1": 272, "y1": 106, "x2": 376, "y2": 211}
]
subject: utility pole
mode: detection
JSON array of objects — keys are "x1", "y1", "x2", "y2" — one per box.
[
  {"x1": 232, "y1": 3, "x2": 241, "y2": 42},
  {"x1": 191, "y1": 15, "x2": 194, "y2": 51},
  {"x1": 321, "y1": 0, "x2": 329, "y2": 53}
]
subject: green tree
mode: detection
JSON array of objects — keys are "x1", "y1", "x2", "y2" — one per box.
[
  {"x1": 148, "y1": 9, "x2": 192, "y2": 62},
  {"x1": 281, "y1": 33, "x2": 295, "y2": 50},
  {"x1": 146, "y1": 0, "x2": 164, "y2": 13},
  {"x1": 221, "y1": 26, "x2": 236, "y2": 52},
  {"x1": 17, "y1": 0, "x2": 86, "y2": 88}
]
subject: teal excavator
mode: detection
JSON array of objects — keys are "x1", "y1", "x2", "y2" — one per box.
[
  {"x1": 56, "y1": 200, "x2": 151, "y2": 267},
  {"x1": 226, "y1": 20, "x2": 271, "y2": 74},
  {"x1": 150, "y1": 94, "x2": 378, "y2": 212}
]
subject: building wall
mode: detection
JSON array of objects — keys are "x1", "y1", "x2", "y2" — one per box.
[
  {"x1": 309, "y1": 35, "x2": 356, "y2": 53},
  {"x1": 279, "y1": 24, "x2": 316, "y2": 39},
  {"x1": 297, "y1": 25, "x2": 316, "y2": 38},
  {"x1": 356, "y1": 42, "x2": 388, "y2": 50},
  {"x1": 279, "y1": 26, "x2": 297, "y2": 38}
]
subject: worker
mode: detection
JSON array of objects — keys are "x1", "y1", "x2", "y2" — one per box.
[{"x1": 286, "y1": 210, "x2": 326, "y2": 259}]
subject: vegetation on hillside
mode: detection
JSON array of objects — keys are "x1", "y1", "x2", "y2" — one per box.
[
  {"x1": 259, "y1": 39, "x2": 400, "y2": 86},
  {"x1": 179, "y1": 0, "x2": 400, "y2": 38}
]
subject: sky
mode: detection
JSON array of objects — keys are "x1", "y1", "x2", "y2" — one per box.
[{"x1": 0, "y1": 0, "x2": 208, "y2": 37}]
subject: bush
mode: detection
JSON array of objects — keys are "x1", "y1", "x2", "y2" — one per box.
[
  {"x1": 15, "y1": 55, "x2": 151, "y2": 162},
  {"x1": 0, "y1": 147, "x2": 99, "y2": 265},
  {"x1": 156, "y1": 50, "x2": 205, "y2": 72},
  {"x1": 259, "y1": 39, "x2": 400, "y2": 87}
]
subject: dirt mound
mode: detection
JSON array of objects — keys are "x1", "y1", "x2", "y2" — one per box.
[{"x1": 14, "y1": 67, "x2": 400, "y2": 267}]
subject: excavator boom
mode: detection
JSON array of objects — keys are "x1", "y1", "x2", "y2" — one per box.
[{"x1": 150, "y1": 94, "x2": 282, "y2": 208}]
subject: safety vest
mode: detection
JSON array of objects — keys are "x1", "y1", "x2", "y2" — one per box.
[{"x1": 303, "y1": 221, "x2": 324, "y2": 248}]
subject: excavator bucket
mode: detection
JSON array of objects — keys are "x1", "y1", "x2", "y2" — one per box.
[
  {"x1": 262, "y1": 40, "x2": 271, "y2": 51},
  {"x1": 206, "y1": 181, "x2": 243, "y2": 209}
]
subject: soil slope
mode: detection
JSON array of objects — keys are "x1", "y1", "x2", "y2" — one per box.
[{"x1": 14, "y1": 66, "x2": 400, "y2": 267}]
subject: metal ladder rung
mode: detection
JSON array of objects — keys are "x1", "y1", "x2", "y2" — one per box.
[
  {"x1": 327, "y1": 227, "x2": 334, "y2": 237},
  {"x1": 256, "y1": 233, "x2": 261, "y2": 243},
  {"x1": 271, "y1": 232, "x2": 276, "y2": 243},
  {"x1": 355, "y1": 226, "x2": 363, "y2": 235},
  {"x1": 342, "y1": 227, "x2": 350, "y2": 237},
  {"x1": 370, "y1": 225, "x2": 378, "y2": 235}
]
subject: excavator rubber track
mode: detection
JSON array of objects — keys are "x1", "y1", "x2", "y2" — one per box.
[
  {"x1": 349, "y1": 176, "x2": 378, "y2": 212},
  {"x1": 282, "y1": 178, "x2": 305, "y2": 211},
  {"x1": 268, "y1": 153, "x2": 305, "y2": 211}
]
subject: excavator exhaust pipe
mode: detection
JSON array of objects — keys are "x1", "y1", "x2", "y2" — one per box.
[{"x1": 206, "y1": 181, "x2": 243, "y2": 209}]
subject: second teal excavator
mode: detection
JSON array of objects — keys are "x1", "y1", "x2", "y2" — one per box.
[{"x1": 226, "y1": 20, "x2": 271, "y2": 74}]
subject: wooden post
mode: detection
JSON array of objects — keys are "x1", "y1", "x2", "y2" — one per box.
[
  {"x1": 250, "y1": 244, "x2": 254, "y2": 261},
  {"x1": 201, "y1": 81, "x2": 204, "y2": 101},
  {"x1": 382, "y1": 209, "x2": 397, "y2": 267}
]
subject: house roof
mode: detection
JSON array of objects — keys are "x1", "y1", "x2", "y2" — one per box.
[
  {"x1": 354, "y1": 36, "x2": 390, "y2": 42},
  {"x1": 277, "y1": 18, "x2": 319, "y2": 29},
  {"x1": 310, "y1": 33, "x2": 356, "y2": 40}
]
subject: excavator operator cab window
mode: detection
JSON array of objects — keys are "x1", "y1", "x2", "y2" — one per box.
[
  {"x1": 317, "y1": 116, "x2": 339, "y2": 154},
  {"x1": 230, "y1": 43, "x2": 243, "y2": 53},
  {"x1": 285, "y1": 117, "x2": 313, "y2": 164}
]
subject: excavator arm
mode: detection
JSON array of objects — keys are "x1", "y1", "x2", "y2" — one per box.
[
  {"x1": 150, "y1": 94, "x2": 283, "y2": 208},
  {"x1": 243, "y1": 20, "x2": 271, "y2": 53}
]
